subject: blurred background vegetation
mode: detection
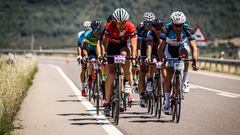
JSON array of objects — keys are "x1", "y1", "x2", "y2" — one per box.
[{"x1": 0, "y1": 0, "x2": 240, "y2": 58}]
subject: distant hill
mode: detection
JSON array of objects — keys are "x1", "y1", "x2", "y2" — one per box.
[{"x1": 0, "y1": 0, "x2": 240, "y2": 49}]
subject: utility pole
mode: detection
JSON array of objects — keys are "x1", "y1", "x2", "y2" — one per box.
[{"x1": 31, "y1": 34, "x2": 35, "y2": 52}]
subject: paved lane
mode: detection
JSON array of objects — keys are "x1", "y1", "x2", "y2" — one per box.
[{"x1": 12, "y1": 56, "x2": 240, "y2": 135}]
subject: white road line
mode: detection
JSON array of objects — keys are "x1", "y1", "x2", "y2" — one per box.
[
  {"x1": 49, "y1": 65, "x2": 123, "y2": 135},
  {"x1": 189, "y1": 70, "x2": 240, "y2": 81},
  {"x1": 191, "y1": 84, "x2": 240, "y2": 98}
]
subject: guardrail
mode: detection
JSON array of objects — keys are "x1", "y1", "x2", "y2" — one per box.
[
  {"x1": 1, "y1": 49, "x2": 240, "y2": 75},
  {"x1": 0, "y1": 49, "x2": 77, "y2": 55},
  {"x1": 198, "y1": 57, "x2": 240, "y2": 75}
]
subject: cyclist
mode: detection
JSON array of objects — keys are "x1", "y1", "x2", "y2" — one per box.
[
  {"x1": 102, "y1": 8, "x2": 137, "y2": 116},
  {"x1": 137, "y1": 11, "x2": 156, "y2": 107},
  {"x1": 76, "y1": 21, "x2": 91, "y2": 96},
  {"x1": 158, "y1": 11, "x2": 198, "y2": 114},
  {"x1": 82, "y1": 20, "x2": 104, "y2": 95},
  {"x1": 144, "y1": 18, "x2": 164, "y2": 94}
]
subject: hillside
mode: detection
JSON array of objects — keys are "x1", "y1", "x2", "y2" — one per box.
[{"x1": 0, "y1": 0, "x2": 240, "y2": 49}]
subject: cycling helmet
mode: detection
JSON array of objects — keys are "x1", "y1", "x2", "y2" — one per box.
[
  {"x1": 170, "y1": 11, "x2": 186, "y2": 24},
  {"x1": 91, "y1": 20, "x2": 102, "y2": 29},
  {"x1": 143, "y1": 12, "x2": 156, "y2": 21},
  {"x1": 112, "y1": 8, "x2": 129, "y2": 21},
  {"x1": 83, "y1": 21, "x2": 91, "y2": 29},
  {"x1": 152, "y1": 18, "x2": 164, "y2": 27},
  {"x1": 107, "y1": 14, "x2": 114, "y2": 23}
]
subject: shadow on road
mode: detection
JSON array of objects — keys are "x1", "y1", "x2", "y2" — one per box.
[
  {"x1": 69, "y1": 118, "x2": 106, "y2": 121},
  {"x1": 71, "y1": 122, "x2": 109, "y2": 126},
  {"x1": 57, "y1": 113, "x2": 92, "y2": 116},
  {"x1": 130, "y1": 119, "x2": 172, "y2": 123},
  {"x1": 56, "y1": 99, "x2": 81, "y2": 102}
]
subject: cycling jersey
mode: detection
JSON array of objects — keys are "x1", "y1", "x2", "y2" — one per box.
[
  {"x1": 160, "y1": 23, "x2": 196, "y2": 46},
  {"x1": 103, "y1": 20, "x2": 137, "y2": 44},
  {"x1": 137, "y1": 25, "x2": 150, "y2": 56},
  {"x1": 83, "y1": 29, "x2": 104, "y2": 51},
  {"x1": 160, "y1": 23, "x2": 196, "y2": 58},
  {"x1": 77, "y1": 30, "x2": 88, "y2": 47}
]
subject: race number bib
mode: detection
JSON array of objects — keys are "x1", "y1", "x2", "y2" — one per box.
[
  {"x1": 155, "y1": 62, "x2": 162, "y2": 69},
  {"x1": 174, "y1": 62, "x2": 184, "y2": 71},
  {"x1": 114, "y1": 55, "x2": 126, "y2": 64}
]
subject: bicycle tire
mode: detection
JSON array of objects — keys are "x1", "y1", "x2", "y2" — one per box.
[
  {"x1": 175, "y1": 73, "x2": 182, "y2": 123},
  {"x1": 96, "y1": 73, "x2": 100, "y2": 115}
]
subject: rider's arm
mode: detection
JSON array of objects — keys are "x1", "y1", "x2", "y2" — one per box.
[
  {"x1": 82, "y1": 41, "x2": 88, "y2": 57},
  {"x1": 137, "y1": 38, "x2": 142, "y2": 56},
  {"x1": 158, "y1": 40, "x2": 166, "y2": 61},
  {"x1": 96, "y1": 40, "x2": 101, "y2": 57},
  {"x1": 102, "y1": 38, "x2": 109, "y2": 56},
  {"x1": 146, "y1": 31, "x2": 154, "y2": 58},
  {"x1": 189, "y1": 39, "x2": 198, "y2": 61},
  {"x1": 77, "y1": 46, "x2": 81, "y2": 56},
  {"x1": 158, "y1": 31, "x2": 167, "y2": 61},
  {"x1": 130, "y1": 37, "x2": 137, "y2": 59}
]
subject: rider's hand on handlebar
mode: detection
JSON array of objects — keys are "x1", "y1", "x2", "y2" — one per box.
[
  {"x1": 77, "y1": 55, "x2": 82, "y2": 61},
  {"x1": 144, "y1": 57, "x2": 151, "y2": 63},
  {"x1": 82, "y1": 56, "x2": 88, "y2": 62},
  {"x1": 192, "y1": 59, "x2": 199, "y2": 71}
]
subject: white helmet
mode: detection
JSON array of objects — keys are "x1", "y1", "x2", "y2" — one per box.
[
  {"x1": 143, "y1": 12, "x2": 156, "y2": 21},
  {"x1": 83, "y1": 21, "x2": 91, "y2": 30},
  {"x1": 170, "y1": 11, "x2": 186, "y2": 24},
  {"x1": 112, "y1": 8, "x2": 129, "y2": 21}
]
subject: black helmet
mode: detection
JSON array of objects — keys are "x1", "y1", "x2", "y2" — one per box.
[
  {"x1": 152, "y1": 18, "x2": 164, "y2": 28},
  {"x1": 107, "y1": 15, "x2": 114, "y2": 23},
  {"x1": 91, "y1": 20, "x2": 103, "y2": 29}
]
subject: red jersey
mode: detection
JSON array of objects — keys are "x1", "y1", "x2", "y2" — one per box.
[{"x1": 103, "y1": 20, "x2": 137, "y2": 44}]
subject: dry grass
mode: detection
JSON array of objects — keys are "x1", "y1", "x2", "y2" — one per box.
[{"x1": 0, "y1": 56, "x2": 37, "y2": 135}]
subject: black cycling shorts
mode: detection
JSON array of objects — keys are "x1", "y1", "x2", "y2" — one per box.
[{"x1": 107, "y1": 42, "x2": 128, "y2": 64}]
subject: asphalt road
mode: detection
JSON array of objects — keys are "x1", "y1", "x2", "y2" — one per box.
[{"x1": 12, "y1": 56, "x2": 240, "y2": 135}]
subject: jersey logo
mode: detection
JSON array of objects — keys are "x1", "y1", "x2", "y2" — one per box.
[{"x1": 119, "y1": 30, "x2": 126, "y2": 36}]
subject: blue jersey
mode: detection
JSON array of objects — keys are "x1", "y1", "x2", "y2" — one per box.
[
  {"x1": 83, "y1": 29, "x2": 103, "y2": 51},
  {"x1": 137, "y1": 25, "x2": 149, "y2": 53},
  {"x1": 160, "y1": 23, "x2": 196, "y2": 46},
  {"x1": 77, "y1": 30, "x2": 88, "y2": 47}
]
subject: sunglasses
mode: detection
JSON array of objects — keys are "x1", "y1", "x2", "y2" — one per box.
[
  {"x1": 114, "y1": 20, "x2": 126, "y2": 26},
  {"x1": 173, "y1": 24, "x2": 183, "y2": 28},
  {"x1": 143, "y1": 21, "x2": 153, "y2": 27}
]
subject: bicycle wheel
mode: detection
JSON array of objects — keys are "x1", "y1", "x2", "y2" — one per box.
[
  {"x1": 158, "y1": 73, "x2": 164, "y2": 119},
  {"x1": 147, "y1": 93, "x2": 154, "y2": 114},
  {"x1": 171, "y1": 73, "x2": 182, "y2": 123},
  {"x1": 113, "y1": 77, "x2": 121, "y2": 125},
  {"x1": 153, "y1": 79, "x2": 158, "y2": 117},
  {"x1": 123, "y1": 93, "x2": 127, "y2": 111},
  {"x1": 96, "y1": 73, "x2": 100, "y2": 115},
  {"x1": 175, "y1": 73, "x2": 182, "y2": 123}
]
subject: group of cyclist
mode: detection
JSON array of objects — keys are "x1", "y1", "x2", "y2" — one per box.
[{"x1": 76, "y1": 8, "x2": 198, "y2": 116}]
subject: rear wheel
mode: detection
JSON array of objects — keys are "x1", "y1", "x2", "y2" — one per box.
[{"x1": 96, "y1": 73, "x2": 100, "y2": 115}]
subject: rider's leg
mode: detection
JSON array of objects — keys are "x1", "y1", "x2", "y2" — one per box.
[
  {"x1": 179, "y1": 44, "x2": 190, "y2": 93},
  {"x1": 139, "y1": 64, "x2": 147, "y2": 94},
  {"x1": 81, "y1": 64, "x2": 87, "y2": 96},
  {"x1": 87, "y1": 62, "x2": 94, "y2": 89},
  {"x1": 121, "y1": 48, "x2": 133, "y2": 86},
  {"x1": 105, "y1": 64, "x2": 115, "y2": 104},
  {"x1": 163, "y1": 67, "x2": 174, "y2": 113},
  {"x1": 139, "y1": 64, "x2": 147, "y2": 107}
]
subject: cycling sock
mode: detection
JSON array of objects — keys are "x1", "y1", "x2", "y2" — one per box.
[
  {"x1": 147, "y1": 77, "x2": 153, "y2": 82},
  {"x1": 183, "y1": 71, "x2": 188, "y2": 83},
  {"x1": 165, "y1": 93, "x2": 171, "y2": 107},
  {"x1": 82, "y1": 83, "x2": 85, "y2": 90},
  {"x1": 88, "y1": 75, "x2": 92, "y2": 81}
]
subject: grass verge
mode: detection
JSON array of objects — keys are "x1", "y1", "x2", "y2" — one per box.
[{"x1": 0, "y1": 57, "x2": 37, "y2": 135}]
